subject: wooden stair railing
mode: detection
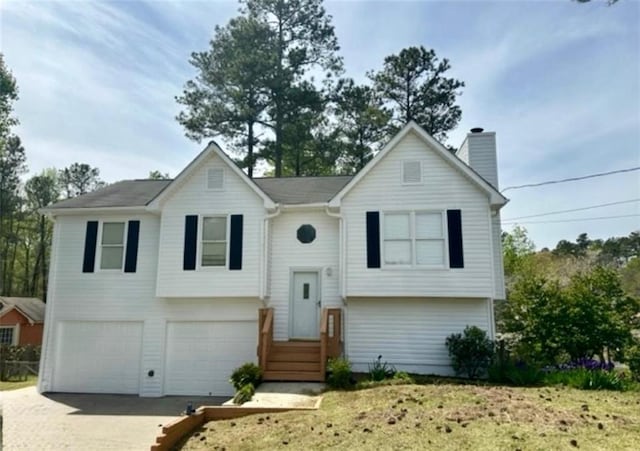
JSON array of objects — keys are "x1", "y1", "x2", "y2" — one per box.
[
  {"x1": 258, "y1": 308, "x2": 274, "y2": 371},
  {"x1": 321, "y1": 307, "x2": 343, "y2": 362},
  {"x1": 258, "y1": 307, "x2": 342, "y2": 382}
]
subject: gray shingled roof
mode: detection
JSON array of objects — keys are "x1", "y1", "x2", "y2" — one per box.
[
  {"x1": 0, "y1": 297, "x2": 46, "y2": 322},
  {"x1": 47, "y1": 180, "x2": 172, "y2": 209},
  {"x1": 45, "y1": 175, "x2": 355, "y2": 209},
  {"x1": 253, "y1": 176, "x2": 353, "y2": 204}
]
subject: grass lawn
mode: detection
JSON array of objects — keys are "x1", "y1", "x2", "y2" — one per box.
[
  {"x1": 178, "y1": 383, "x2": 640, "y2": 450},
  {"x1": 0, "y1": 375, "x2": 37, "y2": 391}
]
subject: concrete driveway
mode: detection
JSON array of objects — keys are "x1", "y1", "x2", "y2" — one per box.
[{"x1": 1, "y1": 387, "x2": 225, "y2": 450}]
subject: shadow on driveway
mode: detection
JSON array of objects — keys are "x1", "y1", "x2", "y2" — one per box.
[{"x1": 44, "y1": 392, "x2": 227, "y2": 416}]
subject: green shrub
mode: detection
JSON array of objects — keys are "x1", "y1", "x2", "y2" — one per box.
[
  {"x1": 233, "y1": 383, "x2": 255, "y2": 404},
  {"x1": 229, "y1": 362, "x2": 262, "y2": 391},
  {"x1": 326, "y1": 357, "x2": 354, "y2": 389},
  {"x1": 368, "y1": 355, "x2": 396, "y2": 381},
  {"x1": 392, "y1": 371, "x2": 413, "y2": 382},
  {"x1": 446, "y1": 326, "x2": 494, "y2": 379},
  {"x1": 544, "y1": 369, "x2": 625, "y2": 391},
  {"x1": 625, "y1": 343, "x2": 640, "y2": 382}
]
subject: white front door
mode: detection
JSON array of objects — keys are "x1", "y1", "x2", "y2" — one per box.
[{"x1": 290, "y1": 271, "x2": 320, "y2": 339}]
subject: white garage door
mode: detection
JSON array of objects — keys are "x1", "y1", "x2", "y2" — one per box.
[
  {"x1": 53, "y1": 321, "x2": 143, "y2": 394},
  {"x1": 164, "y1": 321, "x2": 257, "y2": 396}
]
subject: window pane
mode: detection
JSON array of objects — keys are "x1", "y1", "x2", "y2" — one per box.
[
  {"x1": 384, "y1": 240, "x2": 411, "y2": 265},
  {"x1": 384, "y1": 213, "x2": 410, "y2": 239},
  {"x1": 416, "y1": 240, "x2": 445, "y2": 265},
  {"x1": 102, "y1": 222, "x2": 124, "y2": 245},
  {"x1": 203, "y1": 217, "x2": 226, "y2": 241},
  {"x1": 416, "y1": 213, "x2": 443, "y2": 239},
  {"x1": 101, "y1": 246, "x2": 123, "y2": 269},
  {"x1": 0, "y1": 328, "x2": 13, "y2": 345},
  {"x1": 202, "y1": 242, "x2": 226, "y2": 266}
]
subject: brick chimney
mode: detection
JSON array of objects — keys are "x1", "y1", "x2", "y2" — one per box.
[{"x1": 456, "y1": 128, "x2": 499, "y2": 190}]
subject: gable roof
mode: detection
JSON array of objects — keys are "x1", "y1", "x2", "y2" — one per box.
[
  {"x1": 45, "y1": 180, "x2": 171, "y2": 210},
  {"x1": 147, "y1": 141, "x2": 276, "y2": 210},
  {"x1": 0, "y1": 297, "x2": 46, "y2": 323},
  {"x1": 328, "y1": 121, "x2": 508, "y2": 208},
  {"x1": 254, "y1": 176, "x2": 353, "y2": 205},
  {"x1": 41, "y1": 123, "x2": 507, "y2": 212}
]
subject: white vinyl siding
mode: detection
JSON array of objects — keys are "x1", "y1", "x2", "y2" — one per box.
[
  {"x1": 201, "y1": 216, "x2": 227, "y2": 266},
  {"x1": 346, "y1": 298, "x2": 492, "y2": 375},
  {"x1": 269, "y1": 211, "x2": 341, "y2": 340},
  {"x1": 100, "y1": 222, "x2": 125, "y2": 270},
  {"x1": 37, "y1": 211, "x2": 264, "y2": 397},
  {"x1": 492, "y1": 212, "x2": 506, "y2": 299},
  {"x1": 383, "y1": 211, "x2": 445, "y2": 267},
  {"x1": 342, "y1": 130, "x2": 495, "y2": 298},
  {"x1": 156, "y1": 153, "x2": 264, "y2": 297}
]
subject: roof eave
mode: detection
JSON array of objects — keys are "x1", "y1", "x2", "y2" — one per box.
[{"x1": 40, "y1": 206, "x2": 152, "y2": 216}]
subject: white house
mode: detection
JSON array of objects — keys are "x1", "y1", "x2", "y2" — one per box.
[{"x1": 38, "y1": 122, "x2": 507, "y2": 397}]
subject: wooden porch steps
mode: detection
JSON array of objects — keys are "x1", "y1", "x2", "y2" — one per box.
[
  {"x1": 258, "y1": 308, "x2": 342, "y2": 383},
  {"x1": 262, "y1": 341, "x2": 324, "y2": 382}
]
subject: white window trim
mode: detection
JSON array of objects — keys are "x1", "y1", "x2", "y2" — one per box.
[
  {"x1": 381, "y1": 210, "x2": 449, "y2": 269},
  {"x1": 206, "y1": 167, "x2": 225, "y2": 191},
  {"x1": 401, "y1": 160, "x2": 423, "y2": 185},
  {"x1": 0, "y1": 325, "x2": 18, "y2": 346},
  {"x1": 97, "y1": 221, "x2": 128, "y2": 272},
  {"x1": 198, "y1": 214, "x2": 229, "y2": 269}
]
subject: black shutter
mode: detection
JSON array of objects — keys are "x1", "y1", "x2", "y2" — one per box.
[
  {"x1": 183, "y1": 215, "x2": 198, "y2": 270},
  {"x1": 124, "y1": 220, "x2": 140, "y2": 273},
  {"x1": 447, "y1": 209, "x2": 464, "y2": 268},
  {"x1": 82, "y1": 221, "x2": 98, "y2": 273},
  {"x1": 229, "y1": 214, "x2": 243, "y2": 270},
  {"x1": 366, "y1": 211, "x2": 381, "y2": 268}
]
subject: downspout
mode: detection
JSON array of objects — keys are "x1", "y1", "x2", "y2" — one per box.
[
  {"x1": 325, "y1": 206, "x2": 346, "y2": 303},
  {"x1": 261, "y1": 206, "x2": 281, "y2": 303}
]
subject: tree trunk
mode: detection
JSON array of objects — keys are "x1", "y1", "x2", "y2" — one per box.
[
  {"x1": 40, "y1": 216, "x2": 47, "y2": 301},
  {"x1": 247, "y1": 122, "x2": 254, "y2": 179},
  {"x1": 275, "y1": 9, "x2": 284, "y2": 178}
]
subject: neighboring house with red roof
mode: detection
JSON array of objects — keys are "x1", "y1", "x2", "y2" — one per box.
[
  {"x1": 37, "y1": 122, "x2": 507, "y2": 397},
  {"x1": 0, "y1": 297, "x2": 46, "y2": 346}
]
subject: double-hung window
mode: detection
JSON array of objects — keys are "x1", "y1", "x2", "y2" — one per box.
[
  {"x1": 0, "y1": 326, "x2": 16, "y2": 345},
  {"x1": 100, "y1": 222, "x2": 125, "y2": 270},
  {"x1": 201, "y1": 216, "x2": 227, "y2": 266},
  {"x1": 383, "y1": 211, "x2": 446, "y2": 267}
]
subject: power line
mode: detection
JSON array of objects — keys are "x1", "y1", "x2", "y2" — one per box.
[
  {"x1": 502, "y1": 214, "x2": 640, "y2": 225},
  {"x1": 503, "y1": 198, "x2": 640, "y2": 221},
  {"x1": 501, "y1": 166, "x2": 640, "y2": 192}
]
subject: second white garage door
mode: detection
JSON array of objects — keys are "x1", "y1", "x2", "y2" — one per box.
[{"x1": 164, "y1": 321, "x2": 257, "y2": 396}]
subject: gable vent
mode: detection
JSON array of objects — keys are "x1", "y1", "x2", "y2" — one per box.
[
  {"x1": 402, "y1": 160, "x2": 422, "y2": 184},
  {"x1": 207, "y1": 168, "x2": 224, "y2": 190}
]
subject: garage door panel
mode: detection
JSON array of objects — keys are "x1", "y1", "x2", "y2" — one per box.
[
  {"x1": 53, "y1": 321, "x2": 143, "y2": 394},
  {"x1": 164, "y1": 321, "x2": 257, "y2": 396}
]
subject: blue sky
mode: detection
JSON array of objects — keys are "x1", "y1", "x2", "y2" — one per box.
[{"x1": 1, "y1": 0, "x2": 638, "y2": 249}]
